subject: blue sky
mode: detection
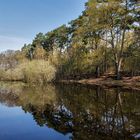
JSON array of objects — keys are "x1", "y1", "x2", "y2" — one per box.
[{"x1": 0, "y1": 0, "x2": 87, "y2": 52}]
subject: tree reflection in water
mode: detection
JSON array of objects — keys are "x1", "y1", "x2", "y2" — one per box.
[{"x1": 0, "y1": 82, "x2": 139, "y2": 140}]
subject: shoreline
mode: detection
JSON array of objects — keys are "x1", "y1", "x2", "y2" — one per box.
[
  {"x1": 0, "y1": 76, "x2": 140, "y2": 91},
  {"x1": 59, "y1": 76, "x2": 140, "y2": 91}
]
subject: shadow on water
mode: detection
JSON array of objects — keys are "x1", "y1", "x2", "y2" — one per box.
[{"x1": 0, "y1": 82, "x2": 140, "y2": 140}]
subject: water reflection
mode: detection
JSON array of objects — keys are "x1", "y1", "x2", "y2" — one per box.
[{"x1": 0, "y1": 82, "x2": 140, "y2": 140}]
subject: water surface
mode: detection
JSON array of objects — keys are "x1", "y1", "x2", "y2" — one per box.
[{"x1": 0, "y1": 82, "x2": 140, "y2": 140}]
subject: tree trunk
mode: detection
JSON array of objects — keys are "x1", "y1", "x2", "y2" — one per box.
[
  {"x1": 116, "y1": 66, "x2": 121, "y2": 80},
  {"x1": 115, "y1": 59, "x2": 122, "y2": 80},
  {"x1": 95, "y1": 66, "x2": 100, "y2": 78}
]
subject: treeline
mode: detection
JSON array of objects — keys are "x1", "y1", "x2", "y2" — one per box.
[{"x1": 0, "y1": 0, "x2": 140, "y2": 83}]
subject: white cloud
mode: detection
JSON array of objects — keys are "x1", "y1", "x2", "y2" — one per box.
[{"x1": 0, "y1": 35, "x2": 30, "y2": 52}]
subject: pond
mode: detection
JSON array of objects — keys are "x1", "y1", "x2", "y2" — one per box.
[{"x1": 0, "y1": 82, "x2": 139, "y2": 140}]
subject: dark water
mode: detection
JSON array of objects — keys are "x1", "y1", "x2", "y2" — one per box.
[{"x1": 0, "y1": 82, "x2": 140, "y2": 140}]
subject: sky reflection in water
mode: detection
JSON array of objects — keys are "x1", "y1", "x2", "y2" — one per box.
[{"x1": 0, "y1": 82, "x2": 139, "y2": 140}]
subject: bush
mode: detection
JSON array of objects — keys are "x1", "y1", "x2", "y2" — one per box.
[
  {"x1": 0, "y1": 69, "x2": 5, "y2": 80},
  {"x1": 5, "y1": 68, "x2": 24, "y2": 81},
  {"x1": 2, "y1": 60, "x2": 56, "y2": 84},
  {"x1": 22, "y1": 60, "x2": 56, "y2": 84}
]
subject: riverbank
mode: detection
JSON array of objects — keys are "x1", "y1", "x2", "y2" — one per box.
[
  {"x1": 0, "y1": 75, "x2": 140, "y2": 91},
  {"x1": 60, "y1": 76, "x2": 140, "y2": 91}
]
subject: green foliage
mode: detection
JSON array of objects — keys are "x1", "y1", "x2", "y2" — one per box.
[
  {"x1": 0, "y1": 0, "x2": 139, "y2": 81},
  {"x1": 124, "y1": 45, "x2": 140, "y2": 75},
  {"x1": 22, "y1": 60, "x2": 56, "y2": 84},
  {"x1": 2, "y1": 60, "x2": 56, "y2": 84}
]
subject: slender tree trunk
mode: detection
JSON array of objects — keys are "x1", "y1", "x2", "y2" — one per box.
[
  {"x1": 95, "y1": 66, "x2": 100, "y2": 78},
  {"x1": 116, "y1": 64, "x2": 120, "y2": 80},
  {"x1": 115, "y1": 58, "x2": 122, "y2": 80},
  {"x1": 104, "y1": 49, "x2": 108, "y2": 73}
]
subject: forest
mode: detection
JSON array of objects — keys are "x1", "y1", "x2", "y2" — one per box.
[{"x1": 0, "y1": 0, "x2": 140, "y2": 84}]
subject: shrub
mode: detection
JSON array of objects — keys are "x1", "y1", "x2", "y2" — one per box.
[
  {"x1": 22, "y1": 60, "x2": 56, "y2": 84},
  {"x1": 5, "y1": 68, "x2": 24, "y2": 81},
  {"x1": 0, "y1": 69, "x2": 5, "y2": 80},
  {"x1": 2, "y1": 60, "x2": 56, "y2": 84}
]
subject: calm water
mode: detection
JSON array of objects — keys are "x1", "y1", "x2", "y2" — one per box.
[{"x1": 0, "y1": 82, "x2": 140, "y2": 140}]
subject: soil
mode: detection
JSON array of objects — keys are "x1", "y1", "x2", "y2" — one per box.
[{"x1": 60, "y1": 76, "x2": 140, "y2": 91}]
